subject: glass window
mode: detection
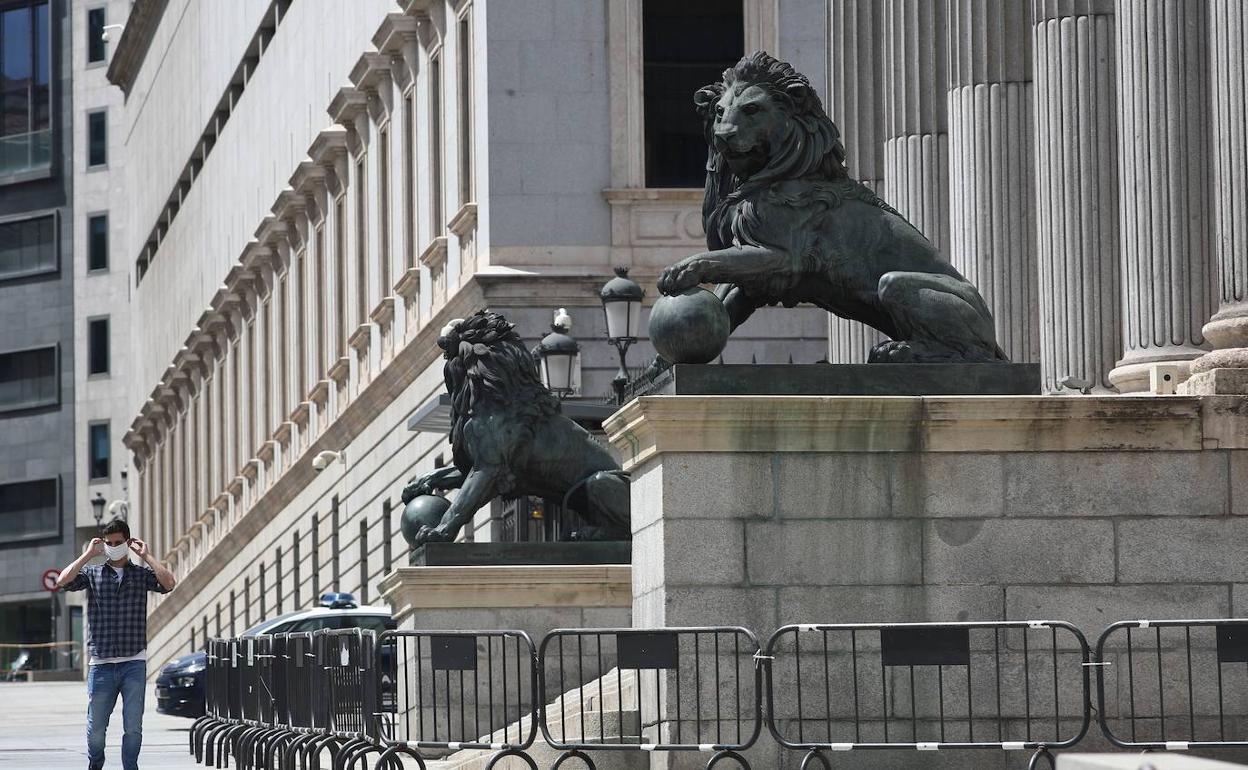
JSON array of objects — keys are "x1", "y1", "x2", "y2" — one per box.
[
  {"x1": 0, "y1": 213, "x2": 55, "y2": 278},
  {"x1": 86, "y1": 7, "x2": 105, "y2": 64},
  {"x1": 88, "y1": 422, "x2": 109, "y2": 480},
  {"x1": 0, "y1": 345, "x2": 57, "y2": 411},
  {"x1": 0, "y1": 477, "x2": 59, "y2": 544},
  {"x1": 87, "y1": 317, "x2": 108, "y2": 375},
  {"x1": 642, "y1": 0, "x2": 743, "y2": 187},
  {"x1": 87, "y1": 110, "x2": 106, "y2": 167},
  {"x1": 457, "y1": 12, "x2": 472, "y2": 206},
  {"x1": 0, "y1": 1, "x2": 51, "y2": 180},
  {"x1": 88, "y1": 213, "x2": 107, "y2": 271},
  {"x1": 429, "y1": 52, "x2": 442, "y2": 233}
]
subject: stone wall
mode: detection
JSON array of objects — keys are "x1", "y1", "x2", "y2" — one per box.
[{"x1": 609, "y1": 394, "x2": 1248, "y2": 769}]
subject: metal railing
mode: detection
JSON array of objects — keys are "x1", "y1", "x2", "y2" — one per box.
[
  {"x1": 185, "y1": 617, "x2": 1248, "y2": 770},
  {"x1": 764, "y1": 621, "x2": 1091, "y2": 770},
  {"x1": 538, "y1": 626, "x2": 762, "y2": 769},
  {"x1": 1095, "y1": 618, "x2": 1248, "y2": 751}
]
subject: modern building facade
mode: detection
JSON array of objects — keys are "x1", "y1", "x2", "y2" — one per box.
[
  {"x1": 0, "y1": 0, "x2": 77, "y2": 664},
  {"x1": 111, "y1": 0, "x2": 1248, "y2": 680}
]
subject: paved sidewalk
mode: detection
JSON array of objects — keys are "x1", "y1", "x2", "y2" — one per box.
[{"x1": 0, "y1": 680, "x2": 201, "y2": 769}]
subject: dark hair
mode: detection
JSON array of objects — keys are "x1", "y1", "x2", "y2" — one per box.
[{"x1": 101, "y1": 518, "x2": 130, "y2": 540}]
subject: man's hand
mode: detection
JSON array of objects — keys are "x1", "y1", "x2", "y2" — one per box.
[
  {"x1": 129, "y1": 538, "x2": 150, "y2": 561},
  {"x1": 84, "y1": 537, "x2": 103, "y2": 557}
]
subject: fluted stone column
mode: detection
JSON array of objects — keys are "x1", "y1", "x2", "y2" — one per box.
[
  {"x1": 1184, "y1": 0, "x2": 1248, "y2": 394},
  {"x1": 1109, "y1": 0, "x2": 1215, "y2": 393},
  {"x1": 947, "y1": 0, "x2": 1039, "y2": 364},
  {"x1": 882, "y1": 0, "x2": 951, "y2": 258},
  {"x1": 827, "y1": 0, "x2": 887, "y2": 362},
  {"x1": 1033, "y1": 0, "x2": 1121, "y2": 393}
]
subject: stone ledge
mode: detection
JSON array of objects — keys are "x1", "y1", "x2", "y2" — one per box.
[
  {"x1": 605, "y1": 395, "x2": 1216, "y2": 470},
  {"x1": 1057, "y1": 754, "x2": 1248, "y2": 770},
  {"x1": 378, "y1": 565, "x2": 632, "y2": 622}
]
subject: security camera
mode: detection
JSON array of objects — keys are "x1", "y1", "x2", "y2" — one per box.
[
  {"x1": 312, "y1": 450, "x2": 344, "y2": 472},
  {"x1": 101, "y1": 23, "x2": 124, "y2": 43}
]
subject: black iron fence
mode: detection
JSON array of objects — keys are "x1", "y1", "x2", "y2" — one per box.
[{"x1": 187, "y1": 617, "x2": 1248, "y2": 770}]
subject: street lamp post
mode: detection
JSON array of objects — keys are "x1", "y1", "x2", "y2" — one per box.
[
  {"x1": 532, "y1": 308, "x2": 580, "y2": 399},
  {"x1": 599, "y1": 266, "x2": 645, "y2": 405},
  {"x1": 90, "y1": 492, "x2": 106, "y2": 532}
]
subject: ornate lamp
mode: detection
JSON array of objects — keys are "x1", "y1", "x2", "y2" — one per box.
[
  {"x1": 90, "y1": 492, "x2": 106, "y2": 531},
  {"x1": 599, "y1": 266, "x2": 645, "y2": 404},
  {"x1": 533, "y1": 308, "x2": 580, "y2": 398}
]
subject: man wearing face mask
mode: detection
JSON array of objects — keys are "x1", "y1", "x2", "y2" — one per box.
[{"x1": 56, "y1": 518, "x2": 176, "y2": 770}]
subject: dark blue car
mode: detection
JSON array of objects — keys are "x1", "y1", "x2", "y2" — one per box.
[{"x1": 156, "y1": 593, "x2": 395, "y2": 718}]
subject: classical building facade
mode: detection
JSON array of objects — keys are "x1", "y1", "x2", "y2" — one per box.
[
  {"x1": 111, "y1": 0, "x2": 1248, "y2": 676},
  {"x1": 110, "y1": 0, "x2": 830, "y2": 672}
]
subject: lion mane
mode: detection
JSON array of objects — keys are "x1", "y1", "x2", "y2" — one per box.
[
  {"x1": 438, "y1": 310, "x2": 559, "y2": 471},
  {"x1": 696, "y1": 51, "x2": 900, "y2": 253}
]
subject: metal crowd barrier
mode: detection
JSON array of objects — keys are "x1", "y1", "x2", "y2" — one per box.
[
  {"x1": 538, "y1": 626, "x2": 763, "y2": 769},
  {"x1": 185, "y1": 617, "x2": 1248, "y2": 769},
  {"x1": 374, "y1": 629, "x2": 539, "y2": 769},
  {"x1": 764, "y1": 621, "x2": 1092, "y2": 770},
  {"x1": 1094, "y1": 618, "x2": 1248, "y2": 752}
]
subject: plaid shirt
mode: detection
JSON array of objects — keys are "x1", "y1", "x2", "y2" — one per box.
[{"x1": 63, "y1": 563, "x2": 169, "y2": 660}]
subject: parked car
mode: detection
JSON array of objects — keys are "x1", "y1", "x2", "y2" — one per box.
[{"x1": 155, "y1": 592, "x2": 396, "y2": 718}]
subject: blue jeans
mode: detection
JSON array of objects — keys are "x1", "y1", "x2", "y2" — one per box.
[{"x1": 86, "y1": 660, "x2": 146, "y2": 770}]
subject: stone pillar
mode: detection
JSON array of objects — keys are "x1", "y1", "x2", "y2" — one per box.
[
  {"x1": 1032, "y1": 0, "x2": 1121, "y2": 393},
  {"x1": 1109, "y1": 0, "x2": 1215, "y2": 393},
  {"x1": 827, "y1": 0, "x2": 887, "y2": 362},
  {"x1": 947, "y1": 0, "x2": 1039, "y2": 364},
  {"x1": 882, "y1": 0, "x2": 951, "y2": 258},
  {"x1": 1184, "y1": 0, "x2": 1248, "y2": 394}
]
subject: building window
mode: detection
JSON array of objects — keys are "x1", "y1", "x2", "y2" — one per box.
[
  {"x1": 378, "y1": 125, "x2": 391, "y2": 295},
  {"x1": 642, "y1": 0, "x2": 743, "y2": 187},
  {"x1": 0, "y1": 212, "x2": 56, "y2": 279},
  {"x1": 86, "y1": 7, "x2": 105, "y2": 64},
  {"x1": 403, "y1": 90, "x2": 416, "y2": 269},
  {"x1": 87, "y1": 213, "x2": 107, "y2": 271},
  {"x1": 88, "y1": 422, "x2": 109, "y2": 480},
  {"x1": 87, "y1": 316, "x2": 109, "y2": 375},
  {"x1": 334, "y1": 197, "x2": 347, "y2": 355},
  {"x1": 457, "y1": 10, "x2": 473, "y2": 206},
  {"x1": 87, "y1": 110, "x2": 107, "y2": 167},
  {"x1": 355, "y1": 156, "x2": 368, "y2": 323},
  {"x1": 429, "y1": 51, "x2": 443, "y2": 234},
  {"x1": 0, "y1": 477, "x2": 60, "y2": 544},
  {"x1": 0, "y1": 345, "x2": 57, "y2": 412},
  {"x1": 0, "y1": 1, "x2": 51, "y2": 181}
]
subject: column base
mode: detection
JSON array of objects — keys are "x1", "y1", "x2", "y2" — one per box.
[
  {"x1": 1108, "y1": 347, "x2": 1206, "y2": 394},
  {"x1": 1179, "y1": 347, "x2": 1248, "y2": 394},
  {"x1": 1202, "y1": 305, "x2": 1248, "y2": 349}
]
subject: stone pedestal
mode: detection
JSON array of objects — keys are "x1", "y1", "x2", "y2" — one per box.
[
  {"x1": 1033, "y1": 0, "x2": 1122, "y2": 393},
  {"x1": 606, "y1": 394, "x2": 1248, "y2": 769},
  {"x1": 1109, "y1": 0, "x2": 1216, "y2": 393}
]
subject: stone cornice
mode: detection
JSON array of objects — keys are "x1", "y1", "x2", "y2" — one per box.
[
  {"x1": 447, "y1": 202, "x2": 478, "y2": 238},
  {"x1": 328, "y1": 88, "x2": 369, "y2": 154},
  {"x1": 105, "y1": 0, "x2": 170, "y2": 94},
  {"x1": 378, "y1": 565, "x2": 632, "y2": 620},
  {"x1": 418, "y1": 235, "x2": 449, "y2": 270},
  {"x1": 603, "y1": 395, "x2": 1234, "y2": 472},
  {"x1": 394, "y1": 266, "x2": 421, "y2": 301}
]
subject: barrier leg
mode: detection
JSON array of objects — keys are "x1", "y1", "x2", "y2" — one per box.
[
  {"x1": 705, "y1": 749, "x2": 751, "y2": 769},
  {"x1": 798, "y1": 749, "x2": 832, "y2": 770},
  {"x1": 1028, "y1": 747, "x2": 1056, "y2": 770},
  {"x1": 483, "y1": 748, "x2": 538, "y2": 769},
  {"x1": 551, "y1": 750, "x2": 597, "y2": 769},
  {"x1": 373, "y1": 745, "x2": 427, "y2": 770}
]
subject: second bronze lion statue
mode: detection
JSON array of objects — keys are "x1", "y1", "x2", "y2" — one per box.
[
  {"x1": 657, "y1": 51, "x2": 1008, "y2": 364},
  {"x1": 400, "y1": 310, "x2": 631, "y2": 546}
]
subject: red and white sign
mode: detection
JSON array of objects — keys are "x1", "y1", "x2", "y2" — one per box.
[{"x1": 41, "y1": 569, "x2": 59, "y2": 592}]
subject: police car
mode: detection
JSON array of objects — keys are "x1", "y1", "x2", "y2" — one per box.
[{"x1": 155, "y1": 593, "x2": 395, "y2": 718}]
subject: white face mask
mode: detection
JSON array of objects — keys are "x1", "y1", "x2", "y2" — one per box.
[{"x1": 103, "y1": 542, "x2": 129, "y2": 561}]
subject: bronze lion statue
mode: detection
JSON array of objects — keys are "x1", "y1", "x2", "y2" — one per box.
[
  {"x1": 399, "y1": 310, "x2": 631, "y2": 545},
  {"x1": 657, "y1": 51, "x2": 1008, "y2": 363}
]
